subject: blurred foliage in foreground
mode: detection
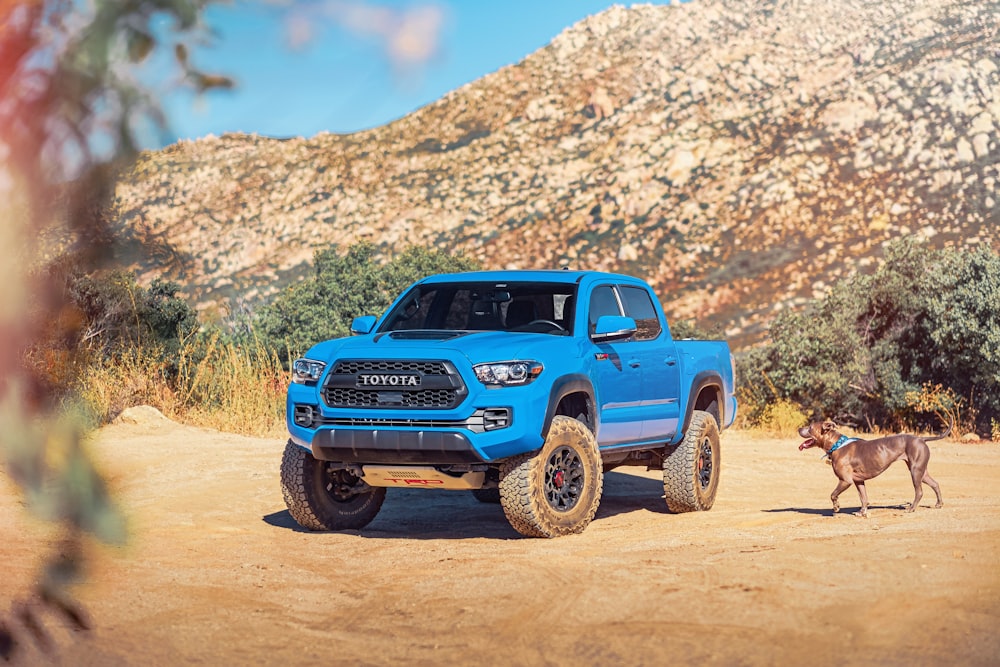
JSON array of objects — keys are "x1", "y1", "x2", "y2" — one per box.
[
  {"x1": 1, "y1": 0, "x2": 444, "y2": 659},
  {"x1": 737, "y1": 239, "x2": 1000, "y2": 437},
  {"x1": 0, "y1": 0, "x2": 232, "y2": 658}
]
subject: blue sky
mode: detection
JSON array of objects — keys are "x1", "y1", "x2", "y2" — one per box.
[{"x1": 155, "y1": 1, "x2": 669, "y2": 146}]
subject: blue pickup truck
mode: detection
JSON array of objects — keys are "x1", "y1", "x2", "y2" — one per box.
[{"x1": 281, "y1": 270, "x2": 736, "y2": 537}]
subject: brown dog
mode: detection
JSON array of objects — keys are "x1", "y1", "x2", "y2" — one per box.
[{"x1": 798, "y1": 419, "x2": 950, "y2": 517}]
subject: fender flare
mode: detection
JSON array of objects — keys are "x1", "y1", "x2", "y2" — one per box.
[
  {"x1": 678, "y1": 371, "x2": 725, "y2": 438},
  {"x1": 541, "y1": 374, "x2": 598, "y2": 440}
]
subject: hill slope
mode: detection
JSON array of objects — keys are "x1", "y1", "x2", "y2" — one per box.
[{"x1": 113, "y1": 0, "x2": 1000, "y2": 347}]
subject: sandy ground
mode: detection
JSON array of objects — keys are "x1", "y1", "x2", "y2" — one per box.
[{"x1": 2, "y1": 413, "x2": 999, "y2": 666}]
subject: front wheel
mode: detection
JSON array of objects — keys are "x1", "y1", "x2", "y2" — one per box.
[
  {"x1": 498, "y1": 416, "x2": 603, "y2": 537},
  {"x1": 280, "y1": 440, "x2": 386, "y2": 530},
  {"x1": 662, "y1": 410, "x2": 720, "y2": 513}
]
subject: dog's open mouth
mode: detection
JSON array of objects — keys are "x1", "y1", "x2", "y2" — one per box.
[{"x1": 798, "y1": 438, "x2": 814, "y2": 450}]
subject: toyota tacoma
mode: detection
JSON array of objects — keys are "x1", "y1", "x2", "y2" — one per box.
[{"x1": 281, "y1": 270, "x2": 737, "y2": 537}]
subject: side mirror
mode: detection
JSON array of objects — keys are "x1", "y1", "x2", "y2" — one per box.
[
  {"x1": 591, "y1": 315, "x2": 637, "y2": 343},
  {"x1": 351, "y1": 315, "x2": 377, "y2": 335}
]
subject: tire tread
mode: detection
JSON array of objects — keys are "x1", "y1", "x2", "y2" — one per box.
[{"x1": 662, "y1": 410, "x2": 720, "y2": 513}]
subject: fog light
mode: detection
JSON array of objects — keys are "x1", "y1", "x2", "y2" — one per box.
[
  {"x1": 294, "y1": 404, "x2": 315, "y2": 428},
  {"x1": 483, "y1": 408, "x2": 511, "y2": 431}
]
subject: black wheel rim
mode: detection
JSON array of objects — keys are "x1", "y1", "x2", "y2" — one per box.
[
  {"x1": 696, "y1": 436, "x2": 714, "y2": 491},
  {"x1": 544, "y1": 445, "x2": 584, "y2": 512},
  {"x1": 323, "y1": 465, "x2": 362, "y2": 502}
]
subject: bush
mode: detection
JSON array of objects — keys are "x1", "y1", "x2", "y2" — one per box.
[
  {"x1": 926, "y1": 246, "x2": 1000, "y2": 427},
  {"x1": 739, "y1": 239, "x2": 1000, "y2": 434},
  {"x1": 257, "y1": 242, "x2": 480, "y2": 360},
  {"x1": 25, "y1": 268, "x2": 199, "y2": 404},
  {"x1": 174, "y1": 332, "x2": 287, "y2": 436},
  {"x1": 757, "y1": 398, "x2": 809, "y2": 438},
  {"x1": 733, "y1": 362, "x2": 808, "y2": 435},
  {"x1": 63, "y1": 269, "x2": 198, "y2": 364}
]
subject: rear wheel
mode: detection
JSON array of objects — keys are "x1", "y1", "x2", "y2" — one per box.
[
  {"x1": 662, "y1": 410, "x2": 720, "y2": 512},
  {"x1": 280, "y1": 440, "x2": 385, "y2": 530},
  {"x1": 498, "y1": 416, "x2": 603, "y2": 537}
]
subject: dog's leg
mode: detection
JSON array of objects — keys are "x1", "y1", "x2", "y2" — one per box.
[
  {"x1": 831, "y1": 479, "x2": 851, "y2": 514},
  {"x1": 922, "y1": 472, "x2": 943, "y2": 508},
  {"x1": 854, "y1": 481, "x2": 869, "y2": 517},
  {"x1": 906, "y1": 462, "x2": 927, "y2": 512},
  {"x1": 904, "y1": 442, "x2": 932, "y2": 511}
]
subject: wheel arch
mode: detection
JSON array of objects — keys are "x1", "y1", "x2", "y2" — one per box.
[
  {"x1": 680, "y1": 372, "x2": 724, "y2": 435},
  {"x1": 542, "y1": 374, "x2": 597, "y2": 439}
]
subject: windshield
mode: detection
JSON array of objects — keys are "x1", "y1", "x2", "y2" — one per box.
[{"x1": 379, "y1": 281, "x2": 577, "y2": 335}]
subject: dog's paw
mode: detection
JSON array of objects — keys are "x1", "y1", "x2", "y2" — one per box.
[{"x1": 854, "y1": 510, "x2": 869, "y2": 518}]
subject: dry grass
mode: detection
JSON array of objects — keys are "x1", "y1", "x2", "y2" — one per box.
[
  {"x1": 752, "y1": 398, "x2": 809, "y2": 439},
  {"x1": 175, "y1": 333, "x2": 287, "y2": 437},
  {"x1": 74, "y1": 334, "x2": 287, "y2": 438}
]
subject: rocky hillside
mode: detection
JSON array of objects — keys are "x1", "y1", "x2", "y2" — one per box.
[{"x1": 112, "y1": 0, "x2": 1000, "y2": 348}]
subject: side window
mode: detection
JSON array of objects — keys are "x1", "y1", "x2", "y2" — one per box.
[
  {"x1": 588, "y1": 285, "x2": 622, "y2": 334},
  {"x1": 618, "y1": 286, "x2": 662, "y2": 341}
]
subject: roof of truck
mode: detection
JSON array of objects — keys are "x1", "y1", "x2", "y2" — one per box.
[{"x1": 418, "y1": 269, "x2": 648, "y2": 285}]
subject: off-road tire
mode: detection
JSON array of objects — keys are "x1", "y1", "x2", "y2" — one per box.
[
  {"x1": 498, "y1": 416, "x2": 603, "y2": 537},
  {"x1": 663, "y1": 410, "x2": 720, "y2": 513},
  {"x1": 471, "y1": 487, "x2": 501, "y2": 503},
  {"x1": 280, "y1": 440, "x2": 386, "y2": 530}
]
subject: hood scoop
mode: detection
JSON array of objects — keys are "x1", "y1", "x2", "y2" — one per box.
[{"x1": 375, "y1": 330, "x2": 467, "y2": 342}]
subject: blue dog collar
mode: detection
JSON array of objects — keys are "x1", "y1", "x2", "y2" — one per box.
[{"x1": 828, "y1": 434, "x2": 858, "y2": 454}]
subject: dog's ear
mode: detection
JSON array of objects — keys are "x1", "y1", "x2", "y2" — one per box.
[{"x1": 822, "y1": 421, "x2": 837, "y2": 433}]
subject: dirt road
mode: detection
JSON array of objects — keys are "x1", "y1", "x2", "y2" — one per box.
[{"x1": 3, "y1": 412, "x2": 999, "y2": 666}]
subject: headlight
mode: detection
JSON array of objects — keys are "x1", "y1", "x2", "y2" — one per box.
[
  {"x1": 292, "y1": 358, "x2": 326, "y2": 384},
  {"x1": 474, "y1": 361, "x2": 543, "y2": 387}
]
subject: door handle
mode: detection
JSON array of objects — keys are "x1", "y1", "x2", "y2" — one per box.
[
  {"x1": 628, "y1": 360, "x2": 641, "y2": 368},
  {"x1": 665, "y1": 356, "x2": 677, "y2": 366}
]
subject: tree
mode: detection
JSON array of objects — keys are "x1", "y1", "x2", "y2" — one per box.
[
  {"x1": 739, "y1": 239, "x2": 1000, "y2": 433},
  {"x1": 257, "y1": 242, "x2": 480, "y2": 360},
  {"x1": 927, "y1": 247, "x2": 1000, "y2": 427}
]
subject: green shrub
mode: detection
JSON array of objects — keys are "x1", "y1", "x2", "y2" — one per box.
[
  {"x1": 739, "y1": 239, "x2": 999, "y2": 434},
  {"x1": 63, "y1": 269, "x2": 198, "y2": 365},
  {"x1": 257, "y1": 242, "x2": 480, "y2": 360},
  {"x1": 926, "y1": 246, "x2": 1000, "y2": 426}
]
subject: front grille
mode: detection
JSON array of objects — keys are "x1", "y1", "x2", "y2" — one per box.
[
  {"x1": 324, "y1": 387, "x2": 457, "y2": 408},
  {"x1": 333, "y1": 360, "x2": 447, "y2": 375},
  {"x1": 323, "y1": 359, "x2": 466, "y2": 409}
]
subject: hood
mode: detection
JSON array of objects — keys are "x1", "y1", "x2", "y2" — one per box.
[{"x1": 308, "y1": 330, "x2": 576, "y2": 366}]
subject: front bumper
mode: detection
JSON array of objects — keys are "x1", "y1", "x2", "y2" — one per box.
[
  {"x1": 287, "y1": 379, "x2": 549, "y2": 464},
  {"x1": 309, "y1": 428, "x2": 484, "y2": 464}
]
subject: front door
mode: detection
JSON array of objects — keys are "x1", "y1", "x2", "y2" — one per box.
[
  {"x1": 617, "y1": 285, "x2": 682, "y2": 440},
  {"x1": 588, "y1": 285, "x2": 643, "y2": 445}
]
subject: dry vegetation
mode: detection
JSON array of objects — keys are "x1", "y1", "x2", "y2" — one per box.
[{"x1": 73, "y1": 336, "x2": 287, "y2": 437}]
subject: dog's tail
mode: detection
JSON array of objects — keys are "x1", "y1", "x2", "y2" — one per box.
[{"x1": 924, "y1": 414, "x2": 954, "y2": 442}]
